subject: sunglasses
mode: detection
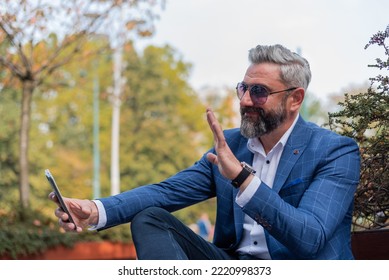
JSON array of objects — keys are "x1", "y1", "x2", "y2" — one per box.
[{"x1": 236, "y1": 82, "x2": 297, "y2": 105}]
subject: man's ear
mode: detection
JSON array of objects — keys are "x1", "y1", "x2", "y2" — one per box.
[{"x1": 290, "y1": 88, "x2": 305, "y2": 112}]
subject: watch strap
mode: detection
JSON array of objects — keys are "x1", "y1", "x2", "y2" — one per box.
[{"x1": 231, "y1": 164, "x2": 253, "y2": 188}]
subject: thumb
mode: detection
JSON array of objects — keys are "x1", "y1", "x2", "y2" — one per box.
[
  {"x1": 69, "y1": 200, "x2": 91, "y2": 219},
  {"x1": 206, "y1": 153, "x2": 218, "y2": 165}
]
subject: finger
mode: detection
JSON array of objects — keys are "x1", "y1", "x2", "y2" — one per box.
[
  {"x1": 58, "y1": 215, "x2": 79, "y2": 232},
  {"x1": 59, "y1": 217, "x2": 81, "y2": 233},
  {"x1": 206, "y1": 153, "x2": 218, "y2": 165},
  {"x1": 54, "y1": 207, "x2": 62, "y2": 218},
  {"x1": 206, "y1": 107, "x2": 215, "y2": 128},
  {"x1": 69, "y1": 200, "x2": 91, "y2": 219},
  {"x1": 48, "y1": 192, "x2": 59, "y2": 203},
  {"x1": 59, "y1": 219, "x2": 77, "y2": 232},
  {"x1": 48, "y1": 192, "x2": 55, "y2": 200},
  {"x1": 55, "y1": 207, "x2": 69, "y2": 222},
  {"x1": 206, "y1": 108, "x2": 216, "y2": 139},
  {"x1": 206, "y1": 108, "x2": 225, "y2": 143}
]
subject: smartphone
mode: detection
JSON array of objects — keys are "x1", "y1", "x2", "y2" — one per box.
[{"x1": 45, "y1": 169, "x2": 77, "y2": 229}]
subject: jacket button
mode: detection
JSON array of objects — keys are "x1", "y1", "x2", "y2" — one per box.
[{"x1": 254, "y1": 214, "x2": 261, "y2": 224}]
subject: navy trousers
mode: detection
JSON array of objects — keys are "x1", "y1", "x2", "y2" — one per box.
[{"x1": 130, "y1": 207, "x2": 234, "y2": 260}]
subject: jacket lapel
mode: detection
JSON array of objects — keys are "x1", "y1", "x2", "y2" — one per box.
[{"x1": 272, "y1": 116, "x2": 312, "y2": 193}]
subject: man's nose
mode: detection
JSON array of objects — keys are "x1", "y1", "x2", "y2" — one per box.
[{"x1": 240, "y1": 90, "x2": 255, "y2": 106}]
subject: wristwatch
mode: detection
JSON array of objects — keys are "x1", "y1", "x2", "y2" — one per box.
[{"x1": 231, "y1": 162, "x2": 256, "y2": 188}]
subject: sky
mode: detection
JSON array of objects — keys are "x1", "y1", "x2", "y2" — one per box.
[{"x1": 135, "y1": 0, "x2": 389, "y2": 102}]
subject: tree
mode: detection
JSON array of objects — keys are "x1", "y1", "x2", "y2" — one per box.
[
  {"x1": 118, "y1": 49, "x2": 241, "y2": 224},
  {"x1": 29, "y1": 42, "x2": 220, "y2": 223},
  {"x1": 119, "y1": 44, "x2": 210, "y2": 186},
  {"x1": 300, "y1": 93, "x2": 329, "y2": 126},
  {"x1": 328, "y1": 26, "x2": 389, "y2": 230},
  {"x1": 0, "y1": 87, "x2": 20, "y2": 208},
  {"x1": 0, "y1": 0, "x2": 162, "y2": 211},
  {"x1": 29, "y1": 38, "x2": 114, "y2": 208}
]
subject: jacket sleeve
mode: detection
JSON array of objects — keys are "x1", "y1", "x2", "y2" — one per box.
[{"x1": 97, "y1": 149, "x2": 217, "y2": 230}]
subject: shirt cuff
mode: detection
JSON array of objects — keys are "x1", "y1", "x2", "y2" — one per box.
[
  {"x1": 88, "y1": 199, "x2": 107, "y2": 231},
  {"x1": 235, "y1": 176, "x2": 261, "y2": 207}
]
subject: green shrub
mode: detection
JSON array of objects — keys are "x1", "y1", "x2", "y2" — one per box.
[
  {"x1": 328, "y1": 26, "x2": 389, "y2": 230},
  {"x1": 0, "y1": 205, "x2": 132, "y2": 259}
]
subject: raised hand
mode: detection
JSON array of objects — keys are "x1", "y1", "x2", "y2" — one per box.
[{"x1": 205, "y1": 108, "x2": 242, "y2": 180}]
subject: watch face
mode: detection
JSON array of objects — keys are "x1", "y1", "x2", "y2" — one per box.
[{"x1": 241, "y1": 162, "x2": 256, "y2": 174}]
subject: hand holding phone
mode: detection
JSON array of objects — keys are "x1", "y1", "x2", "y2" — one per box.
[{"x1": 45, "y1": 169, "x2": 77, "y2": 230}]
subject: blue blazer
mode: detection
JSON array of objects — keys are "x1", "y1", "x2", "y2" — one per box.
[{"x1": 99, "y1": 116, "x2": 360, "y2": 259}]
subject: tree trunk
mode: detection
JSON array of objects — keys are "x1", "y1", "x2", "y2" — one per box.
[
  {"x1": 19, "y1": 79, "x2": 34, "y2": 211},
  {"x1": 110, "y1": 45, "x2": 123, "y2": 196}
]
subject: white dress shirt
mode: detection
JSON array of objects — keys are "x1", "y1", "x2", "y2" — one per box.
[{"x1": 234, "y1": 114, "x2": 299, "y2": 259}]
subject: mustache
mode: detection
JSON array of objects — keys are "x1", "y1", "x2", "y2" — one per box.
[{"x1": 240, "y1": 106, "x2": 265, "y2": 115}]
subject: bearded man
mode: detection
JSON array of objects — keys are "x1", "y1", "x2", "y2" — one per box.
[{"x1": 50, "y1": 44, "x2": 360, "y2": 260}]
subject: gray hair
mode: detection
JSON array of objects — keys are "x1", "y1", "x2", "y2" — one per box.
[{"x1": 248, "y1": 44, "x2": 311, "y2": 90}]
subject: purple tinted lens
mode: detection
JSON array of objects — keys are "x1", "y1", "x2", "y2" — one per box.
[
  {"x1": 250, "y1": 85, "x2": 268, "y2": 104},
  {"x1": 250, "y1": 85, "x2": 268, "y2": 97},
  {"x1": 237, "y1": 83, "x2": 247, "y2": 99},
  {"x1": 237, "y1": 83, "x2": 269, "y2": 104}
]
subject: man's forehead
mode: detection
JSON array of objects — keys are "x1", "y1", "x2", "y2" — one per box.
[{"x1": 244, "y1": 63, "x2": 281, "y2": 80}]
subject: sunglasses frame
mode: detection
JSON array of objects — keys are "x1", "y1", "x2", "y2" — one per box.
[{"x1": 236, "y1": 82, "x2": 297, "y2": 105}]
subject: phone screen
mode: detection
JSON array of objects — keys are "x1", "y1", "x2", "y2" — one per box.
[{"x1": 45, "y1": 169, "x2": 77, "y2": 229}]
